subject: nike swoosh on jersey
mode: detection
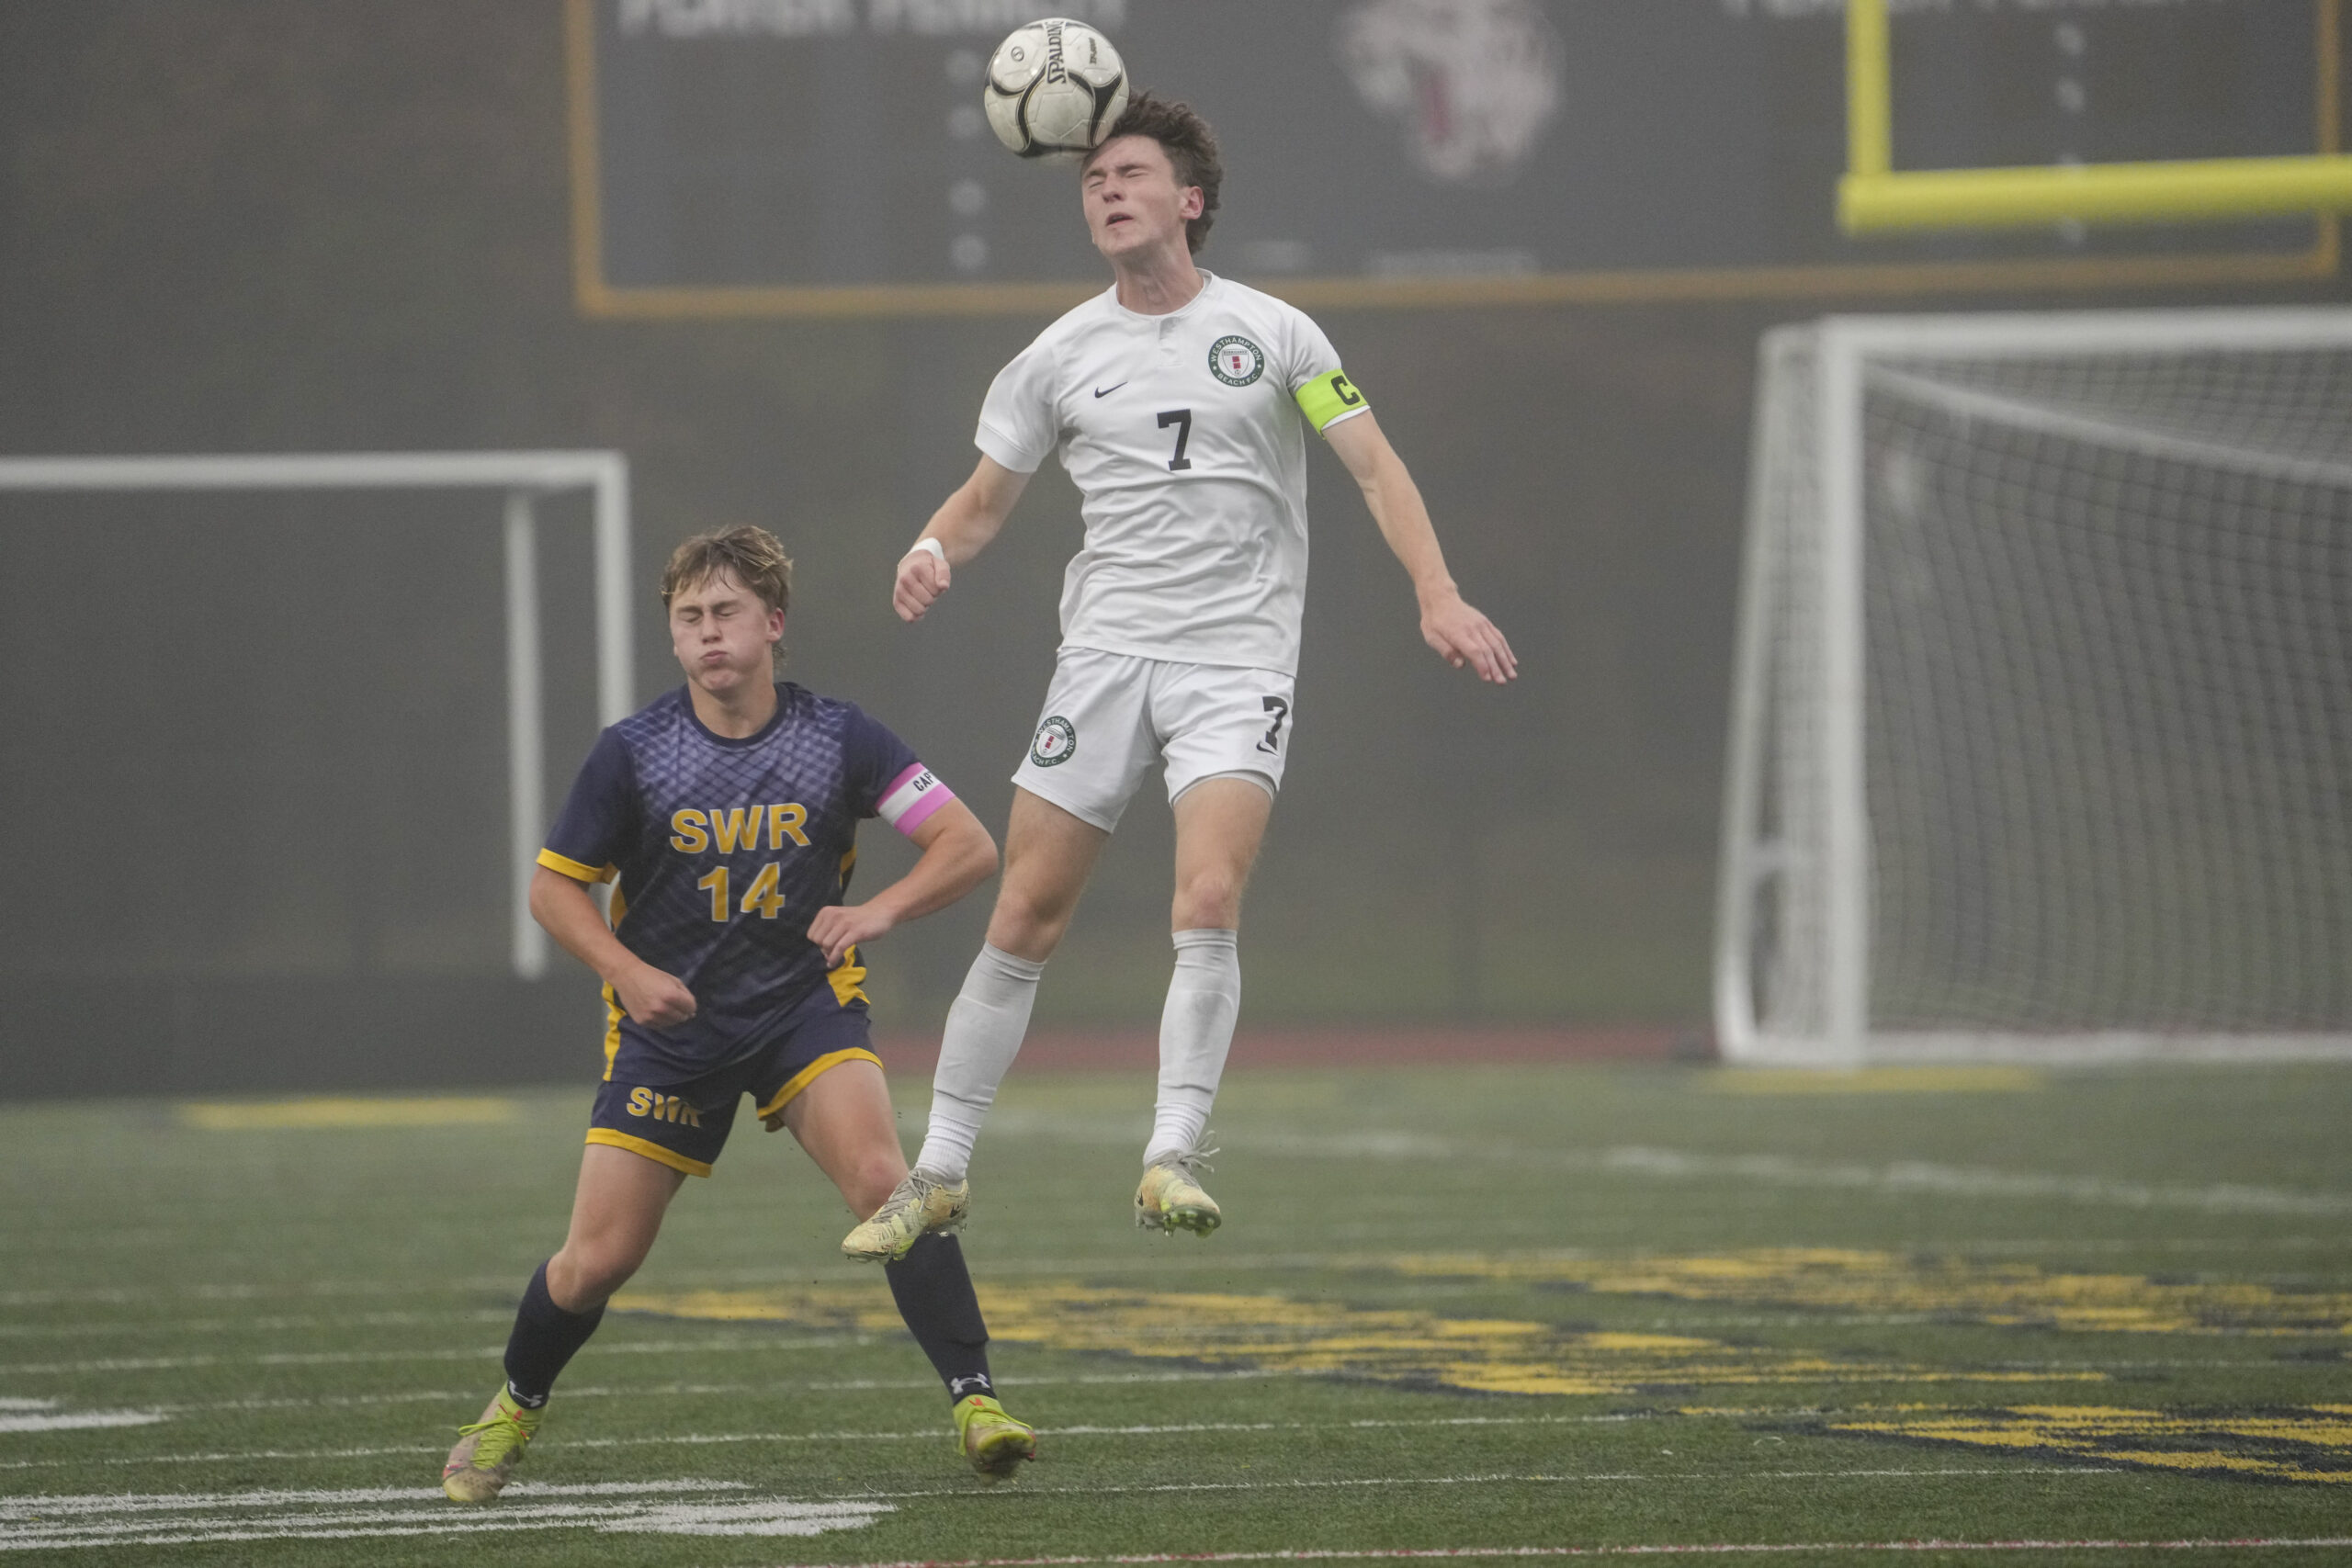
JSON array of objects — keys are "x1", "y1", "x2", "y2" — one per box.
[{"x1": 1092, "y1": 382, "x2": 1127, "y2": 398}]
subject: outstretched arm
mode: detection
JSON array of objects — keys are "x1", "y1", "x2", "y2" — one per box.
[
  {"x1": 1324, "y1": 412, "x2": 1518, "y2": 683},
  {"x1": 805, "y1": 800, "x2": 1000, "y2": 964},
  {"x1": 893, "y1": 456, "x2": 1032, "y2": 623}
]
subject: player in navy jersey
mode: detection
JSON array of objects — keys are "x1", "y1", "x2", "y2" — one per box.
[{"x1": 441, "y1": 526, "x2": 1035, "y2": 1504}]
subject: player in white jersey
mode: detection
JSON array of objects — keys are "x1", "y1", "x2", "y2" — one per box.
[{"x1": 843, "y1": 93, "x2": 1514, "y2": 1259}]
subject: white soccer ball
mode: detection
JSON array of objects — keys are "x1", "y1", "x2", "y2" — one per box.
[{"x1": 984, "y1": 17, "x2": 1129, "y2": 160}]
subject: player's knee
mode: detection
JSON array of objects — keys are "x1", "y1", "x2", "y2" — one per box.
[
  {"x1": 989, "y1": 886, "x2": 1074, "y2": 954},
  {"x1": 550, "y1": 1235, "x2": 650, "y2": 1309},
  {"x1": 1172, "y1": 871, "x2": 1246, "y2": 929},
  {"x1": 843, "y1": 1153, "x2": 906, "y2": 1219}
]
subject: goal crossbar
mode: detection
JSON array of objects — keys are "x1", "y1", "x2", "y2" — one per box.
[{"x1": 0, "y1": 451, "x2": 633, "y2": 981}]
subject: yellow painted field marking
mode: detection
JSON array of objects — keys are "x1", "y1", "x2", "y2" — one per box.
[
  {"x1": 1702, "y1": 1067, "x2": 2044, "y2": 1095},
  {"x1": 1832, "y1": 1404, "x2": 2352, "y2": 1484},
  {"x1": 176, "y1": 1097, "x2": 516, "y2": 1131},
  {"x1": 614, "y1": 1281, "x2": 2094, "y2": 1397},
  {"x1": 1390, "y1": 1250, "x2": 2352, "y2": 1337}
]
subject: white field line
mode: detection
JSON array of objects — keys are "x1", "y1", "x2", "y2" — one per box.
[
  {"x1": 8, "y1": 1227, "x2": 2347, "y2": 1308},
  {"x1": 788, "y1": 1468, "x2": 2124, "y2": 1506},
  {"x1": 733, "y1": 1540, "x2": 2352, "y2": 1567},
  {"x1": 0, "y1": 1481, "x2": 888, "y2": 1549},
  {"x1": 0, "y1": 1414, "x2": 1715, "y2": 1472},
  {"x1": 0, "y1": 1412, "x2": 163, "y2": 1434},
  {"x1": 0, "y1": 1470, "x2": 2122, "y2": 1544},
  {"x1": 0, "y1": 1410, "x2": 2063, "y2": 1473},
  {"x1": 0, "y1": 1479, "x2": 750, "y2": 1516},
  {"x1": 142, "y1": 1369, "x2": 1283, "y2": 1414},
  {"x1": 973, "y1": 1112, "x2": 2352, "y2": 1216},
  {"x1": 0, "y1": 1335, "x2": 866, "y2": 1376},
  {"x1": 0, "y1": 1310, "x2": 514, "y2": 1341}
]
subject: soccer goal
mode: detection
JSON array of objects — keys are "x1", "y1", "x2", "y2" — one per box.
[
  {"x1": 0, "y1": 451, "x2": 632, "y2": 982},
  {"x1": 1716, "y1": 310, "x2": 2352, "y2": 1066}
]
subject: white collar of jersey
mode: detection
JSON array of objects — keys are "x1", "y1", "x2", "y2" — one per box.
[{"x1": 1105, "y1": 269, "x2": 1220, "y2": 325}]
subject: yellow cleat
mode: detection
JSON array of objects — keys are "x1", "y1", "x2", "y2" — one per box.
[
  {"x1": 953, "y1": 1393, "x2": 1036, "y2": 1483},
  {"x1": 841, "y1": 1168, "x2": 969, "y2": 1262},
  {"x1": 440, "y1": 1388, "x2": 543, "y2": 1504},
  {"x1": 1135, "y1": 1149, "x2": 1221, "y2": 1235}
]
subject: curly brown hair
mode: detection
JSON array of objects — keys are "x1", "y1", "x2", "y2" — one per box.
[{"x1": 1084, "y1": 90, "x2": 1222, "y2": 254}]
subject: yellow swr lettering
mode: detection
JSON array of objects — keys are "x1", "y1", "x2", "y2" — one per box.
[
  {"x1": 713, "y1": 807, "x2": 760, "y2": 853},
  {"x1": 769, "y1": 803, "x2": 810, "y2": 849},
  {"x1": 627, "y1": 1087, "x2": 653, "y2": 1117},
  {"x1": 669, "y1": 810, "x2": 710, "y2": 853}
]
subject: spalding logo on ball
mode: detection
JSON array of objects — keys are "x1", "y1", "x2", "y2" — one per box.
[{"x1": 985, "y1": 17, "x2": 1129, "y2": 159}]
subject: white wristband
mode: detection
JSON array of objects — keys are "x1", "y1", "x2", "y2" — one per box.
[{"x1": 908, "y1": 537, "x2": 947, "y2": 567}]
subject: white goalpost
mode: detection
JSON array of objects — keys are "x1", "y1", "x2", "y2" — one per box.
[
  {"x1": 0, "y1": 451, "x2": 632, "y2": 983},
  {"x1": 1717, "y1": 309, "x2": 2352, "y2": 1066}
]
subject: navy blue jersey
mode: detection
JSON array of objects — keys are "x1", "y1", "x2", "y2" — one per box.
[{"x1": 538, "y1": 682, "x2": 957, "y2": 1071}]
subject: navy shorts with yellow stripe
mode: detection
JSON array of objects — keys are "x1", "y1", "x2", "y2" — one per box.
[{"x1": 586, "y1": 986, "x2": 880, "y2": 1179}]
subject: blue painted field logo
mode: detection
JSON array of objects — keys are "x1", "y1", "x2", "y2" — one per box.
[{"x1": 1030, "y1": 716, "x2": 1077, "y2": 767}]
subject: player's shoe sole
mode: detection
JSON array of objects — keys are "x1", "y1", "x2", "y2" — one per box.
[
  {"x1": 441, "y1": 1389, "x2": 543, "y2": 1504},
  {"x1": 1136, "y1": 1159, "x2": 1222, "y2": 1235},
  {"x1": 842, "y1": 1168, "x2": 970, "y2": 1262},
  {"x1": 953, "y1": 1393, "x2": 1037, "y2": 1483}
]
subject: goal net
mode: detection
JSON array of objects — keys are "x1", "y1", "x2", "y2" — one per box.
[{"x1": 1717, "y1": 310, "x2": 2352, "y2": 1065}]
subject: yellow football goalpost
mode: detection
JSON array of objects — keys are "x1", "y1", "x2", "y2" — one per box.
[{"x1": 1839, "y1": 0, "x2": 2352, "y2": 232}]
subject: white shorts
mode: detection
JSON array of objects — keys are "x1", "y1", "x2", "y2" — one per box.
[{"x1": 1012, "y1": 649, "x2": 1295, "y2": 832}]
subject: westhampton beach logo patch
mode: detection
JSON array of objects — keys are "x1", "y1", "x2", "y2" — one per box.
[
  {"x1": 1210, "y1": 334, "x2": 1266, "y2": 387},
  {"x1": 1030, "y1": 716, "x2": 1077, "y2": 766}
]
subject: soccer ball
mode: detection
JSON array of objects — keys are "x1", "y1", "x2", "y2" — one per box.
[{"x1": 984, "y1": 17, "x2": 1129, "y2": 159}]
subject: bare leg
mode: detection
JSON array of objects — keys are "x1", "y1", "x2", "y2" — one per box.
[
  {"x1": 986, "y1": 787, "x2": 1113, "y2": 960},
  {"x1": 546, "y1": 1145, "x2": 688, "y2": 1311},
  {"x1": 793, "y1": 1060, "x2": 1000, "y2": 1405},
  {"x1": 781, "y1": 1058, "x2": 907, "y2": 1217},
  {"x1": 1170, "y1": 777, "x2": 1272, "y2": 934}
]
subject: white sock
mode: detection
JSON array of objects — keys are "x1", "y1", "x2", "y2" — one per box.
[
  {"x1": 915, "y1": 942, "x2": 1046, "y2": 1181},
  {"x1": 1146, "y1": 929, "x2": 1240, "y2": 1167}
]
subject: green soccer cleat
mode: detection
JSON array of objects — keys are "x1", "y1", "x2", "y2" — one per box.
[
  {"x1": 841, "y1": 1168, "x2": 970, "y2": 1262},
  {"x1": 953, "y1": 1393, "x2": 1036, "y2": 1483},
  {"x1": 1135, "y1": 1145, "x2": 1221, "y2": 1235},
  {"x1": 441, "y1": 1388, "x2": 544, "y2": 1504}
]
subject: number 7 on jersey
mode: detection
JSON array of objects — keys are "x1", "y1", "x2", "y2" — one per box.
[{"x1": 1157, "y1": 409, "x2": 1193, "y2": 472}]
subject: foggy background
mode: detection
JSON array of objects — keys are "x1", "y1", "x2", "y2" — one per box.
[{"x1": 0, "y1": 1, "x2": 2341, "y2": 1096}]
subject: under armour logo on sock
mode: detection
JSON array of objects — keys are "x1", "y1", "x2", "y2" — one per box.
[{"x1": 949, "y1": 1374, "x2": 992, "y2": 1396}]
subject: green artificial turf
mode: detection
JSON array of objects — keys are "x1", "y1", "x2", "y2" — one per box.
[{"x1": 2, "y1": 1061, "x2": 2348, "y2": 1565}]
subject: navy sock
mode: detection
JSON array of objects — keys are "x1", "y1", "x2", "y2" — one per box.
[
  {"x1": 884, "y1": 1233, "x2": 994, "y2": 1403},
  {"x1": 502, "y1": 1260, "x2": 605, "y2": 1406}
]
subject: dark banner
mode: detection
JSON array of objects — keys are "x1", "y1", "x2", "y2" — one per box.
[{"x1": 585, "y1": 0, "x2": 2320, "y2": 295}]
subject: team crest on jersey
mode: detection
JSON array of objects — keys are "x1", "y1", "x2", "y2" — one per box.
[
  {"x1": 1030, "y1": 716, "x2": 1077, "y2": 766},
  {"x1": 1209, "y1": 334, "x2": 1266, "y2": 387}
]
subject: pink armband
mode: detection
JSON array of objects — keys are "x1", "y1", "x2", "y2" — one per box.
[{"x1": 876, "y1": 762, "x2": 956, "y2": 836}]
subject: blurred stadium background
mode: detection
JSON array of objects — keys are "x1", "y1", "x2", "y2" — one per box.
[{"x1": 0, "y1": 0, "x2": 2339, "y2": 1099}]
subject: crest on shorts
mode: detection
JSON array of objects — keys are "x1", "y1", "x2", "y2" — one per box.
[
  {"x1": 1209, "y1": 334, "x2": 1266, "y2": 387},
  {"x1": 1030, "y1": 716, "x2": 1077, "y2": 767}
]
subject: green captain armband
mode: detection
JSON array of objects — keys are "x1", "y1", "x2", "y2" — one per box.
[{"x1": 1295, "y1": 369, "x2": 1368, "y2": 433}]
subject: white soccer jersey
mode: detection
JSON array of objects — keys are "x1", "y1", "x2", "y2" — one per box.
[{"x1": 975, "y1": 272, "x2": 1369, "y2": 675}]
